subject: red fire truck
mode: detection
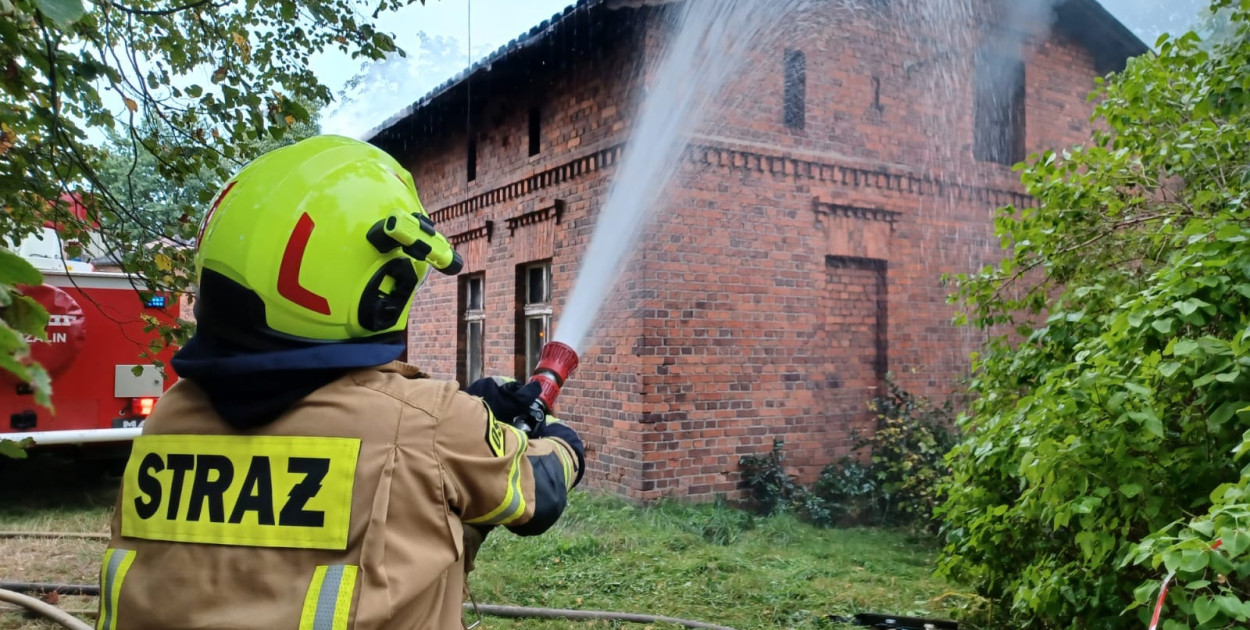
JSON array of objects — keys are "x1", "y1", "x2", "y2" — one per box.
[{"x1": 0, "y1": 221, "x2": 180, "y2": 453}]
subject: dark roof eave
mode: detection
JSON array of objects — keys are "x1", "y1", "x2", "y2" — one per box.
[
  {"x1": 364, "y1": 0, "x2": 610, "y2": 145},
  {"x1": 1055, "y1": 0, "x2": 1150, "y2": 74},
  {"x1": 365, "y1": 0, "x2": 1150, "y2": 149}
]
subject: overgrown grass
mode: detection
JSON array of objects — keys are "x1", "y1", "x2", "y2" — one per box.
[
  {"x1": 0, "y1": 453, "x2": 962, "y2": 629},
  {"x1": 467, "y1": 494, "x2": 957, "y2": 629}
]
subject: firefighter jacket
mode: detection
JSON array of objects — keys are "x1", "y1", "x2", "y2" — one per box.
[{"x1": 97, "y1": 361, "x2": 584, "y2": 630}]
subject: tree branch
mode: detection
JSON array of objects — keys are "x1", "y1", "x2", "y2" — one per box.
[
  {"x1": 104, "y1": 0, "x2": 223, "y2": 17},
  {"x1": 986, "y1": 211, "x2": 1179, "y2": 305}
]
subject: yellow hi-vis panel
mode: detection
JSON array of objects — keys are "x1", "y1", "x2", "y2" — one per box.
[{"x1": 120, "y1": 434, "x2": 360, "y2": 550}]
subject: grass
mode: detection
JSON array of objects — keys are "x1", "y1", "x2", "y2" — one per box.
[{"x1": 0, "y1": 452, "x2": 961, "y2": 630}]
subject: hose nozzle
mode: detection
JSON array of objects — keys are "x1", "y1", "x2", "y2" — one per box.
[{"x1": 511, "y1": 341, "x2": 579, "y2": 435}]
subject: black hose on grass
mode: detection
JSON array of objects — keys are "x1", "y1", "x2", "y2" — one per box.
[
  {"x1": 0, "y1": 581, "x2": 742, "y2": 630},
  {"x1": 0, "y1": 582, "x2": 99, "y2": 596},
  {"x1": 0, "y1": 531, "x2": 109, "y2": 541}
]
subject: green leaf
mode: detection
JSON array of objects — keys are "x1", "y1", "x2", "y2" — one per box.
[
  {"x1": 1177, "y1": 298, "x2": 1210, "y2": 316},
  {"x1": 1134, "y1": 580, "x2": 1159, "y2": 604},
  {"x1": 1120, "y1": 483, "x2": 1144, "y2": 498},
  {"x1": 1217, "y1": 594, "x2": 1245, "y2": 619},
  {"x1": 1153, "y1": 317, "x2": 1178, "y2": 335},
  {"x1": 1210, "y1": 402, "x2": 1239, "y2": 428},
  {"x1": 34, "y1": 0, "x2": 85, "y2": 29},
  {"x1": 28, "y1": 363, "x2": 51, "y2": 410},
  {"x1": 0, "y1": 438, "x2": 29, "y2": 460},
  {"x1": 1181, "y1": 548, "x2": 1209, "y2": 572},
  {"x1": 1195, "y1": 595, "x2": 1219, "y2": 624},
  {"x1": 0, "y1": 346, "x2": 30, "y2": 384},
  {"x1": 1164, "y1": 549, "x2": 1183, "y2": 573},
  {"x1": 1226, "y1": 530, "x2": 1250, "y2": 558},
  {"x1": 0, "y1": 249, "x2": 43, "y2": 287},
  {"x1": 1174, "y1": 339, "x2": 1200, "y2": 356},
  {"x1": 1160, "y1": 362, "x2": 1184, "y2": 378},
  {"x1": 5, "y1": 295, "x2": 48, "y2": 338}
]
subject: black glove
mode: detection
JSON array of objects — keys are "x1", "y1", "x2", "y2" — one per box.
[{"x1": 464, "y1": 376, "x2": 543, "y2": 429}]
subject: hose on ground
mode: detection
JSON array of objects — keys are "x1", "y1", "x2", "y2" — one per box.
[
  {"x1": 0, "y1": 582, "x2": 99, "y2": 596},
  {"x1": 0, "y1": 587, "x2": 93, "y2": 630},
  {"x1": 0, "y1": 531, "x2": 109, "y2": 541},
  {"x1": 469, "y1": 603, "x2": 740, "y2": 630},
  {"x1": 0, "y1": 582, "x2": 741, "y2": 630}
]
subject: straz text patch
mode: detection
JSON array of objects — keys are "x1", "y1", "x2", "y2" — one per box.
[{"x1": 120, "y1": 434, "x2": 360, "y2": 550}]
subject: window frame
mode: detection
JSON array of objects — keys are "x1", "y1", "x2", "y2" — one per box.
[
  {"x1": 459, "y1": 273, "x2": 485, "y2": 385},
  {"x1": 518, "y1": 261, "x2": 553, "y2": 378}
]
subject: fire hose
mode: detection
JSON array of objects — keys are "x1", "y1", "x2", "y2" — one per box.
[
  {"x1": 0, "y1": 581, "x2": 741, "y2": 630},
  {"x1": 0, "y1": 586, "x2": 93, "y2": 630}
]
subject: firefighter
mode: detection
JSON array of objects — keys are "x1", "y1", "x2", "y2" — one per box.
[{"x1": 97, "y1": 135, "x2": 585, "y2": 630}]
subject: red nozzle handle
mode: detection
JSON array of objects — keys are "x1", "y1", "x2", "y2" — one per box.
[{"x1": 529, "y1": 341, "x2": 579, "y2": 410}]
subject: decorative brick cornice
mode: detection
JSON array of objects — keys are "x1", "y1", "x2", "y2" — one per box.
[
  {"x1": 506, "y1": 200, "x2": 565, "y2": 235},
  {"x1": 448, "y1": 220, "x2": 493, "y2": 246},
  {"x1": 427, "y1": 140, "x2": 1035, "y2": 222},
  {"x1": 812, "y1": 201, "x2": 900, "y2": 224},
  {"x1": 430, "y1": 145, "x2": 623, "y2": 224},
  {"x1": 684, "y1": 143, "x2": 1037, "y2": 210}
]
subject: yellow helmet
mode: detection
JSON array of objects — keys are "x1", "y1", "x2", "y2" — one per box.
[{"x1": 192, "y1": 135, "x2": 462, "y2": 347}]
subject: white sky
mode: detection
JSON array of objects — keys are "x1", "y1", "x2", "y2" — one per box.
[{"x1": 312, "y1": 0, "x2": 1211, "y2": 139}]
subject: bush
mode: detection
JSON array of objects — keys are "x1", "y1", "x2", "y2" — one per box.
[
  {"x1": 739, "y1": 377, "x2": 955, "y2": 531},
  {"x1": 937, "y1": 7, "x2": 1250, "y2": 628}
]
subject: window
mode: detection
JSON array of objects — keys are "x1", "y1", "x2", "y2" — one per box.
[
  {"x1": 784, "y1": 49, "x2": 806, "y2": 130},
  {"x1": 518, "y1": 261, "x2": 552, "y2": 378},
  {"x1": 459, "y1": 274, "x2": 485, "y2": 385},
  {"x1": 467, "y1": 136, "x2": 477, "y2": 182},
  {"x1": 528, "y1": 106, "x2": 541, "y2": 157},
  {"x1": 974, "y1": 49, "x2": 1026, "y2": 165}
]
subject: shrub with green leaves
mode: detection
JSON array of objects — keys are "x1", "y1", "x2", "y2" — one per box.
[
  {"x1": 937, "y1": 3, "x2": 1250, "y2": 627},
  {"x1": 740, "y1": 377, "x2": 955, "y2": 531}
]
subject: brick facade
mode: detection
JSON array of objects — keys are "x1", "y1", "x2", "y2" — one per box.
[{"x1": 369, "y1": 0, "x2": 1145, "y2": 500}]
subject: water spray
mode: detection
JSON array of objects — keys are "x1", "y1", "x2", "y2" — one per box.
[{"x1": 510, "y1": 341, "x2": 580, "y2": 435}]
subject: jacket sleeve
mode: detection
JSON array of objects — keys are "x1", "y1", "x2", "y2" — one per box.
[{"x1": 436, "y1": 389, "x2": 584, "y2": 536}]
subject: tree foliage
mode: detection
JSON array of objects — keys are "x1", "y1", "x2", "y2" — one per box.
[
  {"x1": 93, "y1": 97, "x2": 323, "y2": 268},
  {"x1": 937, "y1": 1, "x2": 1250, "y2": 627},
  {"x1": 0, "y1": 0, "x2": 420, "y2": 458},
  {"x1": 0, "y1": 0, "x2": 421, "y2": 393}
]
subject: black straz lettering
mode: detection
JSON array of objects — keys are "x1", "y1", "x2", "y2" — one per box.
[
  {"x1": 186, "y1": 455, "x2": 234, "y2": 523},
  {"x1": 133, "y1": 452, "x2": 164, "y2": 520},
  {"x1": 279, "y1": 457, "x2": 329, "y2": 527},
  {"x1": 164, "y1": 454, "x2": 195, "y2": 520},
  {"x1": 228, "y1": 456, "x2": 275, "y2": 525}
]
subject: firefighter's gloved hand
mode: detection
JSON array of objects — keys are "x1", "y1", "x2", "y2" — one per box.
[{"x1": 465, "y1": 376, "x2": 542, "y2": 425}]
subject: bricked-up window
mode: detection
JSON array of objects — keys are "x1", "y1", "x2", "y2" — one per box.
[
  {"x1": 467, "y1": 136, "x2": 477, "y2": 182},
  {"x1": 459, "y1": 274, "x2": 485, "y2": 384},
  {"x1": 974, "y1": 49, "x2": 1026, "y2": 165},
  {"x1": 528, "y1": 106, "x2": 541, "y2": 157},
  {"x1": 783, "y1": 49, "x2": 806, "y2": 130},
  {"x1": 518, "y1": 261, "x2": 552, "y2": 378}
]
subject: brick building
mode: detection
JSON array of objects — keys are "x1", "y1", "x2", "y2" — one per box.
[{"x1": 366, "y1": 0, "x2": 1147, "y2": 500}]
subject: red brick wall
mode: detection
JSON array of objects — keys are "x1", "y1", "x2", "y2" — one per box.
[{"x1": 392, "y1": 3, "x2": 1118, "y2": 500}]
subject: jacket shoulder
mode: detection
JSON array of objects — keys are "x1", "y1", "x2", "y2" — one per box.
[{"x1": 349, "y1": 363, "x2": 464, "y2": 418}]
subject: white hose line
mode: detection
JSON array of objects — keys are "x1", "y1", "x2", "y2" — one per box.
[{"x1": 0, "y1": 588, "x2": 93, "y2": 630}]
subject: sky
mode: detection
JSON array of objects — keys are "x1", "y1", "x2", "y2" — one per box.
[{"x1": 313, "y1": 0, "x2": 1214, "y2": 139}]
